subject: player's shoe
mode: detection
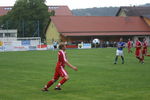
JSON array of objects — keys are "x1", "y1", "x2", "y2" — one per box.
[
  {"x1": 41, "y1": 88, "x2": 48, "y2": 92},
  {"x1": 114, "y1": 62, "x2": 117, "y2": 64},
  {"x1": 55, "y1": 87, "x2": 61, "y2": 90}
]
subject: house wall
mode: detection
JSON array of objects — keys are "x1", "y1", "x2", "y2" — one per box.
[
  {"x1": 45, "y1": 22, "x2": 60, "y2": 44},
  {"x1": 117, "y1": 10, "x2": 127, "y2": 16},
  {"x1": 144, "y1": 17, "x2": 150, "y2": 26}
]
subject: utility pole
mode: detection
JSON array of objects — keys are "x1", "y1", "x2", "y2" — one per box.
[
  {"x1": 22, "y1": 20, "x2": 25, "y2": 37},
  {"x1": 37, "y1": 20, "x2": 40, "y2": 37}
]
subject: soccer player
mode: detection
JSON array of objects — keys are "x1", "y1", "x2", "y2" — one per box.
[
  {"x1": 142, "y1": 38, "x2": 148, "y2": 63},
  {"x1": 135, "y1": 39, "x2": 143, "y2": 63},
  {"x1": 42, "y1": 43, "x2": 78, "y2": 91},
  {"x1": 114, "y1": 38, "x2": 125, "y2": 64},
  {"x1": 127, "y1": 38, "x2": 132, "y2": 53}
]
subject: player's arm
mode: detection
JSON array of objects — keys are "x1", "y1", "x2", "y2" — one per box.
[
  {"x1": 143, "y1": 43, "x2": 147, "y2": 48},
  {"x1": 122, "y1": 43, "x2": 126, "y2": 48},
  {"x1": 125, "y1": 43, "x2": 128, "y2": 48},
  {"x1": 62, "y1": 51, "x2": 77, "y2": 71},
  {"x1": 118, "y1": 44, "x2": 125, "y2": 48},
  {"x1": 65, "y1": 60, "x2": 78, "y2": 71},
  {"x1": 116, "y1": 44, "x2": 120, "y2": 48}
]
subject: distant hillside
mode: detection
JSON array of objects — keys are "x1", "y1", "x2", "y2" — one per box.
[
  {"x1": 72, "y1": 7, "x2": 119, "y2": 16},
  {"x1": 72, "y1": 3, "x2": 150, "y2": 16},
  {"x1": 140, "y1": 3, "x2": 150, "y2": 7}
]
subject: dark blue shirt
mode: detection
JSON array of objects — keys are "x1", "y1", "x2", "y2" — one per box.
[{"x1": 117, "y1": 42, "x2": 125, "y2": 50}]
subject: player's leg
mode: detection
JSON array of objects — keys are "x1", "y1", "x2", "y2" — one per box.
[
  {"x1": 141, "y1": 55, "x2": 144, "y2": 64},
  {"x1": 128, "y1": 47, "x2": 130, "y2": 53},
  {"x1": 141, "y1": 50, "x2": 145, "y2": 64},
  {"x1": 136, "y1": 55, "x2": 143, "y2": 63},
  {"x1": 139, "y1": 50, "x2": 144, "y2": 64},
  {"x1": 136, "y1": 56, "x2": 141, "y2": 62},
  {"x1": 42, "y1": 79, "x2": 58, "y2": 91},
  {"x1": 114, "y1": 50, "x2": 119, "y2": 64},
  {"x1": 130, "y1": 47, "x2": 132, "y2": 53},
  {"x1": 55, "y1": 75, "x2": 69, "y2": 90},
  {"x1": 129, "y1": 47, "x2": 132, "y2": 53},
  {"x1": 114, "y1": 56, "x2": 118, "y2": 64},
  {"x1": 120, "y1": 51, "x2": 124, "y2": 64},
  {"x1": 121, "y1": 56, "x2": 124, "y2": 64},
  {"x1": 136, "y1": 50, "x2": 142, "y2": 62},
  {"x1": 42, "y1": 71, "x2": 59, "y2": 91},
  {"x1": 145, "y1": 49, "x2": 148, "y2": 56},
  {"x1": 55, "y1": 67, "x2": 69, "y2": 90}
]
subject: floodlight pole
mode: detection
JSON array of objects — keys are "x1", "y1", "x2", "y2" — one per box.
[
  {"x1": 37, "y1": 20, "x2": 40, "y2": 37},
  {"x1": 22, "y1": 20, "x2": 25, "y2": 37},
  {"x1": 6, "y1": 21, "x2": 8, "y2": 31},
  {"x1": 2, "y1": 31, "x2": 4, "y2": 52}
]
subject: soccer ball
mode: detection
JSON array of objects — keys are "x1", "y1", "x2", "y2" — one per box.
[{"x1": 92, "y1": 39, "x2": 100, "y2": 44}]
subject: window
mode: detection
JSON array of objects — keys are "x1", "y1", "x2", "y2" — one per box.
[
  {"x1": 0, "y1": 34, "x2": 3, "y2": 37},
  {"x1": 48, "y1": 6, "x2": 59, "y2": 10},
  {"x1": 10, "y1": 33, "x2": 16, "y2": 37},
  {"x1": 4, "y1": 7, "x2": 12, "y2": 10},
  {"x1": 5, "y1": 33, "x2": 11, "y2": 37}
]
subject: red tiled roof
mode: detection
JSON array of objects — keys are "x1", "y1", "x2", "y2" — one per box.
[
  {"x1": 48, "y1": 6, "x2": 72, "y2": 16},
  {"x1": 51, "y1": 16, "x2": 150, "y2": 36},
  {"x1": 0, "y1": 6, "x2": 12, "y2": 16},
  {"x1": 62, "y1": 32, "x2": 150, "y2": 36}
]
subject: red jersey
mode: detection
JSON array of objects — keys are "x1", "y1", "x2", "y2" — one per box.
[
  {"x1": 57, "y1": 50, "x2": 67, "y2": 68},
  {"x1": 143, "y1": 41, "x2": 148, "y2": 50},
  {"x1": 136, "y1": 41, "x2": 142, "y2": 50},
  {"x1": 127, "y1": 41, "x2": 132, "y2": 48}
]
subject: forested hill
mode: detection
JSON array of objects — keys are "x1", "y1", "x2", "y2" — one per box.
[
  {"x1": 72, "y1": 7, "x2": 119, "y2": 16},
  {"x1": 71, "y1": 3, "x2": 150, "y2": 16}
]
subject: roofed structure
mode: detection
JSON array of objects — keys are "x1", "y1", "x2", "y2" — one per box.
[
  {"x1": 0, "y1": 6, "x2": 12, "y2": 16},
  {"x1": 116, "y1": 6, "x2": 150, "y2": 16},
  {"x1": 51, "y1": 16, "x2": 150, "y2": 35},
  {"x1": 48, "y1": 6, "x2": 72, "y2": 16},
  {"x1": 46, "y1": 16, "x2": 150, "y2": 44}
]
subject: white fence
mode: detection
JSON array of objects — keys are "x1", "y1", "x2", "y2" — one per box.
[{"x1": 0, "y1": 37, "x2": 46, "y2": 52}]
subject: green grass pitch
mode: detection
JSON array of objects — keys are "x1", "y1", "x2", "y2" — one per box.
[{"x1": 0, "y1": 48, "x2": 150, "y2": 100}]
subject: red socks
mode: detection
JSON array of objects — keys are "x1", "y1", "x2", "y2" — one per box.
[
  {"x1": 56, "y1": 78, "x2": 68, "y2": 87},
  {"x1": 142, "y1": 55, "x2": 144, "y2": 61},
  {"x1": 46, "y1": 80, "x2": 54, "y2": 89},
  {"x1": 45, "y1": 78, "x2": 68, "y2": 89}
]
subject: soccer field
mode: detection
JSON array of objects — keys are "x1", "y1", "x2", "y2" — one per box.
[{"x1": 0, "y1": 48, "x2": 150, "y2": 100}]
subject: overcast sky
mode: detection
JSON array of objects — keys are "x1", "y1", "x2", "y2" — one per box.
[{"x1": 0, "y1": 0, "x2": 150, "y2": 9}]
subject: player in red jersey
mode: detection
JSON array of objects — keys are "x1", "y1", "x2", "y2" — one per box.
[
  {"x1": 42, "y1": 43, "x2": 78, "y2": 91},
  {"x1": 135, "y1": 39, "x2": 143, "y2": 63},
  {"x1": 127, "y1": 38, "x2": 132, "y2": 53},
  {"x1": 142, "y1": 38, "x2": 148, "y2": 62}
]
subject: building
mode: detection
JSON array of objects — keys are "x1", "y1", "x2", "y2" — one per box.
[
  {"x1": 116, "y1": 6, "x2": 150, "y2": 17},
  {"x1": 48, "y1": 6, "x2": 72, "y2": 16},
  {"x1": 0, "y1": 29, "x2": 17, "y2": 38},
  {"x1": 0, "y1": 6, "x2": 12, "y2": 16},
  {"x1": 0, "y1": 29, "x2": 17, "y2": 47},
  {"x1": 116, "y1": 6, "x2": 150, "y2": 26},
  {"x1": 45, "y1": 16, "x2": 150, "y2": 45},
  {"x1": 142, "y1": 15, "x2": 150, "y2": 26}
]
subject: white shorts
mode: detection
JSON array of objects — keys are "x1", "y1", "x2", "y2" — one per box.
[{"x1": 116, "y1": 50, "x2": 124, "y2": 56}]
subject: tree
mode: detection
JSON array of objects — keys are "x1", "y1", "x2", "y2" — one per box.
[{"x1": 0, "y1": 0, "x2": 51, "y2": 40}]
